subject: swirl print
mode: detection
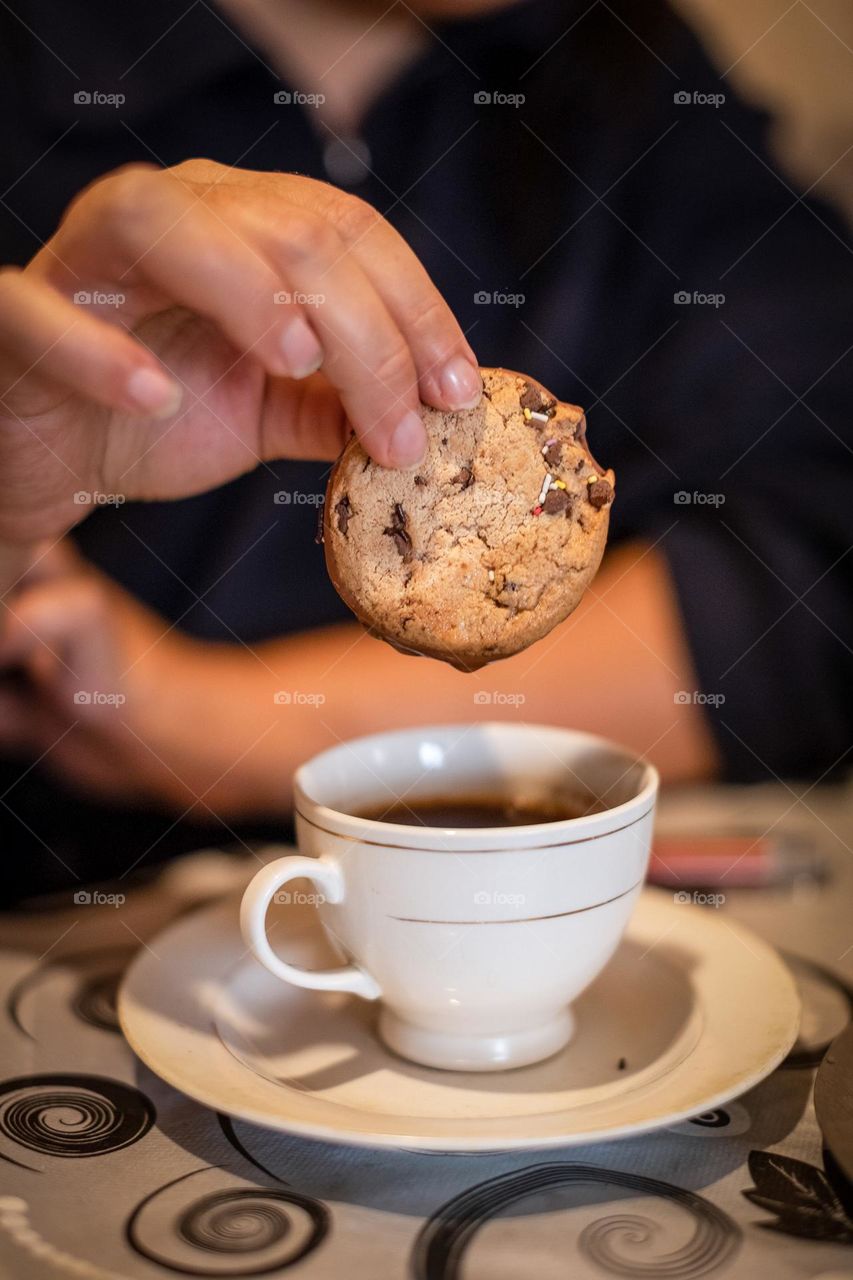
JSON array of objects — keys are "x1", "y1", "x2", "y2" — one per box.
[
  {"x1": 180, "y1": 1191, "x2": 292, "y2": 1253},
  {"x1": 666, "y1": 1101, "x2": 751, "y2": 1138},
  {"x1": 73, "y1": 971, "x2": 123, "y2": 1033},
  {"x1": 413, "y1": 1163, "x2": 740, "y2": 1280},
  {"x1": 127, "y1": 1167, "x2": 329, "y2": 1276},
  {"x1": 0, "y1": 1074, "x2": 154, "y2": 1164}
]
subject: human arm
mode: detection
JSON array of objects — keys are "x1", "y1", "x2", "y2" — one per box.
[{"x1": 0, "y1": 539, "x2": 718, "y2": 817}]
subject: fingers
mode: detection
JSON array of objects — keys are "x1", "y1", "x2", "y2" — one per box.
[
  {"x1": 260, "y1": 371, "x2": 350, "y2": 461},
  {"x1": 287, "y1": 179, "x2": 482, "y2": 413},
  {"x1": 0, "y1": 268, "x2": 181, "y2": 417},
  {"x1": 61, "y1": 167, "x2": 324, "y2": 381},
  {"x1": 0, "y1": 576, "x2": 117, "y2": 701},
  {"x1": 17, "y1": 162, "x2": 481, "y2": 474},
  {"x1": 250, "y1": 207, "x2": 426, "y2": 466}
]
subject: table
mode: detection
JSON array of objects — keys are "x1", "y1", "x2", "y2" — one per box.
[{"x1": 1, "y1": 780, "x2": 852, "y2": 1279}]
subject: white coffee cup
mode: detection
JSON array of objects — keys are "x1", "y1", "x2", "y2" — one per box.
[{"x1": 240, "y1": 723, "x2": 658, "y2": 1071}]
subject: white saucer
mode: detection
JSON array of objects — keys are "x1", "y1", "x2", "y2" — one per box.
[{"x1": 118, "y1": 889, "x2": 799, "y2": 1152}]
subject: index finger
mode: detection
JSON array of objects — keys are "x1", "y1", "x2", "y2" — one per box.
[{"x1": 280, "y1": 178, "x2": 483, "y2": 414}]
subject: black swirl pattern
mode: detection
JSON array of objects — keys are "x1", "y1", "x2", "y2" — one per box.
[
  {"x1": 180, "y1": 1190, "x2": 291, "y2": 1254},
  {"x1": 666, "y1": 1100, "x2": 750, "y2": 1140},
  {"x1": 5, "y1": 944, "x2": 134, "y2": 1042},
  {"x1": 127, "y1": 1167, "x2": 329, "y2": 1276},
  {"x1": 689, "y1": 1111, "x2": 731, "y2": 1128},
  {"x1": 216, "y1": 1114, "x2": 289, "y2": 1185},
  {"x1": 0, "y1": 1074, "x2": 155, "y2": 1159},
  {"x1": 73, "y1": 971, "x2": 123, "y2": 1033},
  {"x1": 413, "y1": 1163, "x2": 740, "y2": 1280}
]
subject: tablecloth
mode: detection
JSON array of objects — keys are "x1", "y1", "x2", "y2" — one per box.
[{"x1": 1, "y1": 781, "x2": 852, "y2": 1280}]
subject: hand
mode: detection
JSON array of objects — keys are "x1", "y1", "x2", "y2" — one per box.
[
  {"x1": 0, "y1": 160, "x2": 481, "y2": 543},
  {"x1": 0, "y1": 541, "x2": 266, "y2": 813}
]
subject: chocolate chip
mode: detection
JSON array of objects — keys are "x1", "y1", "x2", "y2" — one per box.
[
  {"x1": 335, "y1": 494, "x2": 352, "y2": 535},
  {"x1": 441, "y1": 436, "x2": 448, "y2": 446},
  {"x1": 587, "y1": 479, "x2": 614, "y2": 509},
  {"x1": 542, "y1": 488, "x2": 573, "y2": 516},
  {"x1": 543, "y1": 441, "x2": 562, "y2": 467},
  {"x1": 414, "y1": 474, "x2": 427, "y2": 487},
  {"x1": 383, "y1": 503, "x2": 413, "y2": 563},
  {"x1": 389, "y1": 532, "x2": 413, "y2": 560},
  {"x1": 520, "y1": 382, "x2": 557, "y2": 415},
  {"x1": 452, "y1": 465, "x2": 473, "y2": 489}
]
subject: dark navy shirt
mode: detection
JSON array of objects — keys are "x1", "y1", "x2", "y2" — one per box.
[{"x1": 1, "y1": 0, "x2": 851, "y2": 899}]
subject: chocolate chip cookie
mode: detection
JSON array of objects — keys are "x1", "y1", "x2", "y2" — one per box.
[{"x1": 323, "y1": 367, "x2": 615, "y2": 670}]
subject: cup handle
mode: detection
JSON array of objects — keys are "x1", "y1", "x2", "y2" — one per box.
[{"x1": 240, "y1": 855, "x2": 381, "y2": 1000}]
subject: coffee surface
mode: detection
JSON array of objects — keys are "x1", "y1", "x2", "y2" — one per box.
[{"x1": 357, "y1": 794, "x2": 604, "y2": 828}]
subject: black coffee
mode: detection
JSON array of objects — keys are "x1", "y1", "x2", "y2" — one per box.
[{"x1": 357, "y1": 794, "x2": 604, "y2": 828}]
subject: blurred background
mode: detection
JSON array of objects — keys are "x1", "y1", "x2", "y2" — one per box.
[{"x1": 677, "y1": 0, "x2": 853, "y2": 216}]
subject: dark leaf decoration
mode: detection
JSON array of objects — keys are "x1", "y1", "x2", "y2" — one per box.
[{"x1": 743, "y1": 1150, "x2": 853, "y2": 1243}]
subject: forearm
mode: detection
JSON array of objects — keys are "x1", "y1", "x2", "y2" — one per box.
[
  {"x1": 285, "y1": 541, "x2": 720, "y2": 785},
  {"x1": 146, "y1": 541, "x2": 718, "y2": 817}
]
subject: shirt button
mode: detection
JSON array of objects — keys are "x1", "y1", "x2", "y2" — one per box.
[{"x1": 322, "y1": 136, "x2": 372, "y2": 187}]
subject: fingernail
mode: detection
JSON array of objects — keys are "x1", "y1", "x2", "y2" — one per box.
[
  {"x1": 280, "y1": 317, "x2": 324, "y2": 378},
  {"x1": 388, "y1": 410, "x2": 427, "y2": 467},
  {"x1": 439, "y1": 356, "x2": 482, "y2": 410},
  {"x1": 127, "y1": 367, "x2": 183, "y2": 417}
]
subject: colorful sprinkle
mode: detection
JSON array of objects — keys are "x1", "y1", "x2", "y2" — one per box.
[
  {"x1": 529, "y1": 409, "x2": 551, "y2": 423},
  {"x1": 532, "y1": 505, "x2": 543, "y2": 516},
  {"x1": 553, "y1": 480, "x2": 566, "y2": 490},
  {"x1": 586, "y1": 474, "x2": 598, "y2": 484},
  {"x1": 537, "y1": 473, "x2": 553, "y2": 506},
  {"x1": 488, "y1": 569, "x2": 495, "y2": 582}
]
